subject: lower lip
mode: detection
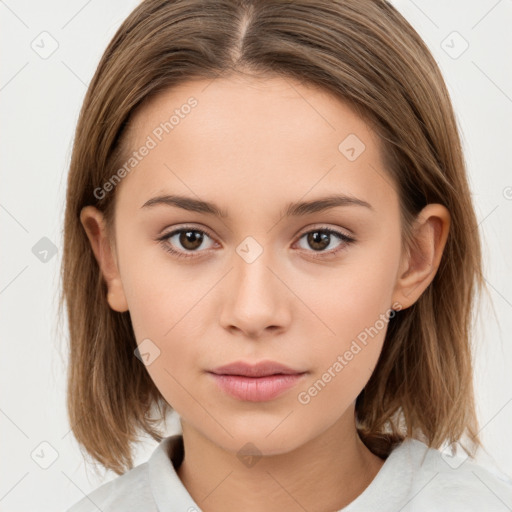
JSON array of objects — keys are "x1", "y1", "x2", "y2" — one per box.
[{"x1": 208, "y1": 372, "x2": 306, "y2": 402}]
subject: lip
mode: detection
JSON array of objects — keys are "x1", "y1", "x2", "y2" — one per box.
[
  {"x1": 210, "y1": 360, "x2": 304, "y2": 377},
  {"x1": 208, "y1": 360, "x2": 307, "y2": 402},
  {"x1": 211, "y1": 361, "x2": 304, "y2": 377}
]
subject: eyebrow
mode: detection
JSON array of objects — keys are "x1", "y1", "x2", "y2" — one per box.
[{"x1": 140, "y1": 193, "x2": 374, "y2": 218}]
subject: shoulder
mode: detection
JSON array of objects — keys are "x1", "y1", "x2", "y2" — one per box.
[
  {"x1": 65, "y1": 461, "x2": 157, "y2": 512},
  {"x1": 402, "y1": 438, "x2": 512, "y2": 512}
]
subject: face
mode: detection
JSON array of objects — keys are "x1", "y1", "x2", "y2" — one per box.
[{"x1": 86, "y1": 74, "x2": 413, "y2": 456}]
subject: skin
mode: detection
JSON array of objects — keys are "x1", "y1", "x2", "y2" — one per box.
[{"x1": 81, "y1": 74, "x2": 450, "y2": 512}]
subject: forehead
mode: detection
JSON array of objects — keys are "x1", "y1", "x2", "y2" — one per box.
[{"x1": 115, "y1": 74, "x2": 396, "y2": 217}]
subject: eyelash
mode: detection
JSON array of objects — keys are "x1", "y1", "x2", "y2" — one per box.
[{"x1": 156, "y1": 225, "x2": 356, "y2": 260}]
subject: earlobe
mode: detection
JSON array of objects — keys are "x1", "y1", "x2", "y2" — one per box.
[
  {"x1": 391, "y1": 204, "x2": 450, "y2": 310},
  {"x1": 80, "y1": 206, "x2": 129, "y2": 312}
]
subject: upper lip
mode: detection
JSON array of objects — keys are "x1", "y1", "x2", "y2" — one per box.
[{"x1": 209, "y1": 360, "x2": 305, "y2": 377}]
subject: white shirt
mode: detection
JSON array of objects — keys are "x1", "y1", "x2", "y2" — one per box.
[{"x1": 66, "y1": 434, "x2": 512, "y2": 511}]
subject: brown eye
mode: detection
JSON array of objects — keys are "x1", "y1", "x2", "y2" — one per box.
[
  {"x1": 178, "y1": 230, "x2": 204, "y2": 251},
  {"x1": 296, "y1": 227, "x2": 355, "y2": 257},
  {"x1": 306, "y1": 231, "x2": 331, "y2": 251},
  {"x1": 158, "y1": 227, "x2": 216, "y2": 259}
]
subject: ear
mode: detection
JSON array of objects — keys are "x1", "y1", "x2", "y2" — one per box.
[
  {"x1": 80, "y1": 206, "x2": 129, "y2": 312},
  {"x1": 391, "y1": 203, "x2": 450, "y2": 310}
]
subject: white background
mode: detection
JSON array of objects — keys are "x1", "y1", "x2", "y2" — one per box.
[{"x1": 1, "y1": 1, "x2": 511, "y2": 510}]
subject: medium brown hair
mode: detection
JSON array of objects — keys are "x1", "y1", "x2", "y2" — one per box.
[{"x1": 59, "y1": 0, "x2": 486, "y2": 475}]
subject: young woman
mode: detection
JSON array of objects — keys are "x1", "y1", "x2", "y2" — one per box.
[{"x1": 61, "y1": 1, "x2": 512, "y2": 510}]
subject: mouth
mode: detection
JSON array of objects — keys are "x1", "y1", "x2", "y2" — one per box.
[
  {"x1": 207, "y1": 360, "x2": 307, "y2": 402},
  {"x1": 209, "y1": 360, "x2": 306, "y2": 378}
]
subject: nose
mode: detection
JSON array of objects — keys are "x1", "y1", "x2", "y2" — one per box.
[{"x1": 218, "y1": 250, "x2": 292, "y2": 339}]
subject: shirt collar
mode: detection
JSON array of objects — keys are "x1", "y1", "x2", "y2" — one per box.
[
  {"x1": 148, "y1": 434, "x2": 203, "y2": 511},
  {"x1": 147, "y1": 434, "x2": 423, "y2": 512}
]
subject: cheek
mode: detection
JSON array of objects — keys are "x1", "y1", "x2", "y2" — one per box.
[
  {"x1": 294, "y1": 279, "x2": 396, "y2": 424},
  {"x1": 114, "y1": 232, "x2": 202, "y2": 390},
  {"x1": 117, "y1": 225, "x2": 203, "y2": 339},
  {"x1": 125, "y1": 275, "x2": 204, "y2": 410},
  {"x1": 295, "y1": 227, "x2": 401, "y2": 397},
  {"x1": 303, "y1": 229, "x2": 401, "y2": 350},
  {"x1": 123, "y1": 266, "x2": 206, "y2": 362},
  {"x1": 117, "y1": 240, "x2": 217, "y2": 406}
]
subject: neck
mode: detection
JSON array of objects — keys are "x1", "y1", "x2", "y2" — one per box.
[{"x1": 176, "y1": 406, "x2": 385, "y2": 512}]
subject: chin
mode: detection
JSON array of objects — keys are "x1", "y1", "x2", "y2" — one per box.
[{"x1": 205, "y1": 416, "x2": 317, "y2": 458}]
